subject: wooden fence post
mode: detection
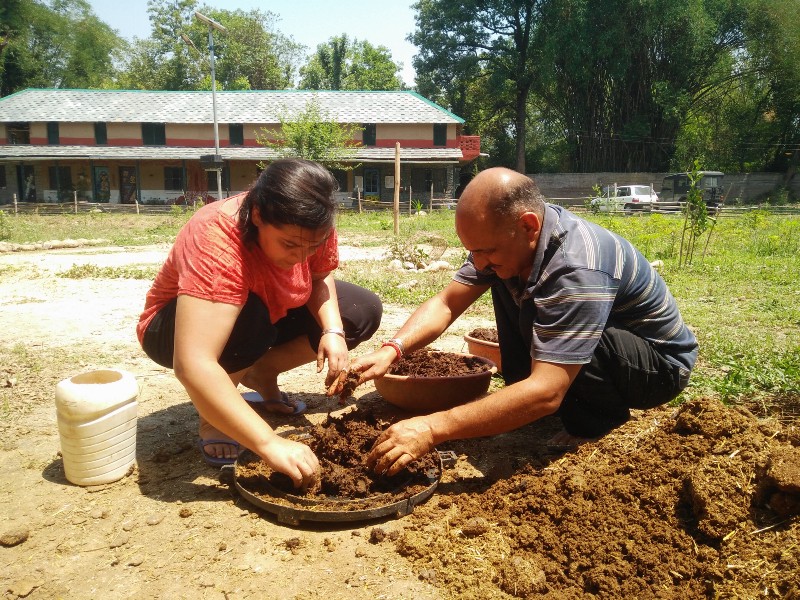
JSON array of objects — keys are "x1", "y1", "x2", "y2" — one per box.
[
  {"x1": 13, "y1": 193, "x2": 18, "y2": 215},
  {"x1": 73, "y1": 190, "x2": 78, "y2": 214},
  {"x1": 393, "y1": 142, "x2": 400, "y2": 235}
]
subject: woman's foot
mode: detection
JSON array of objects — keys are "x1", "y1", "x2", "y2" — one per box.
[
  {"x1": 242, "y1": 390, "x2": 307, "y2": 415},
  {"x1": 198, "y1": 419, "x2": 240, "y2": 463},
  {"x1": 240, "y1": 369, "x2": 306, "y2": 415}
]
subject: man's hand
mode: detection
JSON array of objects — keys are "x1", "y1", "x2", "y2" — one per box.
[
  {"x1": 348, "y1": 346, "x2": 398, "y2": 385},
  {"x1": 367, "y1": 417, "x2": 435, "y2": 476}
]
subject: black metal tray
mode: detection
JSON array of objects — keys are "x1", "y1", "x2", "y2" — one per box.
[{"x1": 220, "y1": 451, "x2": 444, "y2": 526}]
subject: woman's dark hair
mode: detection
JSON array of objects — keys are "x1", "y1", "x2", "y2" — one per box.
[{"x1": 237, "y1": 158, "x2": 338, "y2": 244}]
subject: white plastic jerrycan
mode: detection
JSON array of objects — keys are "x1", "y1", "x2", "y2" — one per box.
[{"x1": 55, "y1": 369, "x2": 139, "y2": 486}]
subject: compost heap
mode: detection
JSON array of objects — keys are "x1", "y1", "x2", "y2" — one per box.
[{"x1": 391, "y1": 397, "x2": 800, "y2": 598}]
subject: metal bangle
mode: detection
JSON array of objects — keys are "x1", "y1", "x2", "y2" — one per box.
[
  {"x1": 387, "y1": 337, "x2": 405, "y2": 357},
  {"x1": 381, "y1": 341, "x2": 402, "y2": 361},
  {"x1": 321, "y1": 327, "x2": 346, "y2": 339}
]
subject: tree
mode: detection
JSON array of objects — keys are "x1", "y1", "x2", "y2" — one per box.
[
  {"x1": 256, "y1": 96, "x2": 362, "y2": 171},
  {"x1": 411, "y1": 0, "x2": 799, "y2": 174},
  {"x1": 410, "y1": 0, "x2": 542, "y2": 173},
  {"x1": 664, "y1": 0, "x2": 800, "y2": 174},
  {"x1": 208, "y1": 8, "x2": 304, "y2": 90},
  {"x1": 737, "y1": 0, "x2": 800, "y2": 173},
  {"x1": 0, "y1": 0, "x2": 123, "y2": 96},
  {"x1": 116, "y1": 0, "x2": 304, "y2": 90},
  {"x1": 298, "y1": 34, "x2": 404, "y2": 91},
  {"x1": 533, "y1": 0, "x2": 752, "y2": 172}
]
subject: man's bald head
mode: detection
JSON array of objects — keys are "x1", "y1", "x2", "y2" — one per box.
[{"x1": 456, "y1": 168, "x2": 545, "y2": 225}]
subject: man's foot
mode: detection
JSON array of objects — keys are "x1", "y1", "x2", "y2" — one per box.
[
  {"x1": 546, "y1": 429, "x2": 596, "y2": 453},
  {"x1": 198, "y1": 420, "x2": 240, "y2": 465},
  {"x1": 242, "y1": 391, "x2": 307, "y2": 415}
]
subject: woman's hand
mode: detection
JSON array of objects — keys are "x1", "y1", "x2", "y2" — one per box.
[
  {"x1": 259, "y1": 436, "x2": 320, "y2": 489},
  {"x1": 318, "y1": 332, "x2": 350, "y2": 389}
]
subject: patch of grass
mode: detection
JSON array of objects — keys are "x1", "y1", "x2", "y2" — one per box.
[
  {"x1": 597, "y1": 212, "x2": 800, "y2": 406},
  {"x1": 58, "y1": 264, "x2": 160, "y2": 280},
  {"x1": 337, "y1": 209, "x2": 461, "y2": 249},
  {"x1": 5, "y1": 208, "x2": 800, "y2": 408},
  {"x1": 0, "y1": 211, "x2": 193, "y2": 246},
  {"x1": 337, "y1": 259, "x2": 494, "y2": 319},
  {"x1": 0, "y1": 210, "x2": 11, "y2": 240}
]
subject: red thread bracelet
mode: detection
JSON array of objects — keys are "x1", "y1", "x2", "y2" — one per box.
[{"x1": 381, "y1": 341, "x2": 402, "y2": 361}]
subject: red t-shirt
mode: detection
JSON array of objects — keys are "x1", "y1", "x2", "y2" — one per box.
[{"x1": 136, "y1": 193, "x2": 339, "y2": 344}]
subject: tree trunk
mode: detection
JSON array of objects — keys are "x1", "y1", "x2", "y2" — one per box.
[{"x1": 514, "y1": 84, "x2": 530, "y2": 173}]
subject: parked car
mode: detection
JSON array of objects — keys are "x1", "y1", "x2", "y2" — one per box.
[
  {"x1": 658, "y1": 171, "x2": 725, "y2": 212},
  {"x1": 589, "y1": 184, "x2": 658, "y2": 212}
]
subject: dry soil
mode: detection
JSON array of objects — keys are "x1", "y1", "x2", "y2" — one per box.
[{"x1": 1, "y1": 243, "x2": 798, "y2": 600}]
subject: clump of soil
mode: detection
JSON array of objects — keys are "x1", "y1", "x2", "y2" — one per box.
[
  {"x1": 337, "y1": 370, "x2": 360, "y2": 400},
  {"x1": 235, "y1": 408, "x2": 439, "y2": 506},
  {"x1": 390, "y1": 350, "x2": 491, "y2": 377},
  {"x1": 468, "y1": 327, "x2": 498, "y2": 343}
]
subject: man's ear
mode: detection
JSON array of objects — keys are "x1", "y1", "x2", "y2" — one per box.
[{"x1": 519, "y1": 212, "x2": 541, "y2": 242}]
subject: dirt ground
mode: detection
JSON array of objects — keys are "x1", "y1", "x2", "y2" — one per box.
[{"x1": 1, "y1": 243, "x2": 798, "y2": 599}]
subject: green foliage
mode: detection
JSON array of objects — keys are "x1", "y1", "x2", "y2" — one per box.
[
  {"x1": 58, "y1": 264, "x2": 159, "y2": 280},
  {"x1": 585, "y1": 184, "x2": 603, "y2": 214},
  {"x1": 384, "y1": 229, "x2": 450, "y2": 270},
  {"x1": 0, "y1": 0, "x2": 124, "y2": 95},
  {"x1": 115, "y1": 0, "x2": 303, "y2": 91},
  {"x1": 256, "y1": 96, "x2": 362, "y2": 170},
  {"x1": 410, "y1": 0, "x2": 539, "y2": 172},
  {"x1": 672, "y1": 0, "x2": 800, "y2": 174},
  {"x1": 678, "y1": 160, "x2": 717, "y2": 267},
  {"x1": 410, "y1": 0, "x2": 798, "y2": 173},
  {"x1": 298, "y1": 34, "x2": 404, "y2": 91},
  {"x1": 385, "y1": 236, "x2": 430, "y2": 269},
  {"x1": 198, "y1": 6, "x2": 305, "y2": 90}
]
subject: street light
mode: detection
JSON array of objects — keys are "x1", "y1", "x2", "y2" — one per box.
[{"x1": 194, "y1": 11, "x2": 226, "y2": 201}]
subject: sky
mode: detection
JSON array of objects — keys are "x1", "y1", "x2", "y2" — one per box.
[{"x1": 85, "y1": 0, "x2": 420, "y2": 86}]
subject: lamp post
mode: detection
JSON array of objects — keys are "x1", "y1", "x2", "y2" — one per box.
[{"x1": 194, "y1": 11, "x2": 226, "y2": 201}]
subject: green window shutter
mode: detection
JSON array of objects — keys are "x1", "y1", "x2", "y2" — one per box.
[
  {"x1": 47, "y1": 122, "x2": 60, "y2": 145},
  {"x1": 433, "y1": 123, "x2": 446, "y2": 146},
  {"x1": 363, "y1": 123, "x2": 376, "y2": 146}
]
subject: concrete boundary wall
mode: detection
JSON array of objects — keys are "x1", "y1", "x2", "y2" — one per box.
[{"x1": 529, "y1": 172, "x2": 799, "y2": 206}]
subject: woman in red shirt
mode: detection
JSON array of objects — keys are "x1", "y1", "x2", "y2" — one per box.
[{"x1": 137, "y1": 159, "x2": 382, "y2": 488}]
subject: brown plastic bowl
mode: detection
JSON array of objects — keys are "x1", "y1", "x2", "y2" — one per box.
[
  {"x1": 374, "y1": 352, "x2": 497, "y2": 414},
  {"x1": 463, "y1": 334, "x2": 502, "y2": 374}
]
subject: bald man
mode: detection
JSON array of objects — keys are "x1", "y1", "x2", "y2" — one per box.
[{"x1": 350, "y1": 167, "x2": 697, "y2": 476}]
